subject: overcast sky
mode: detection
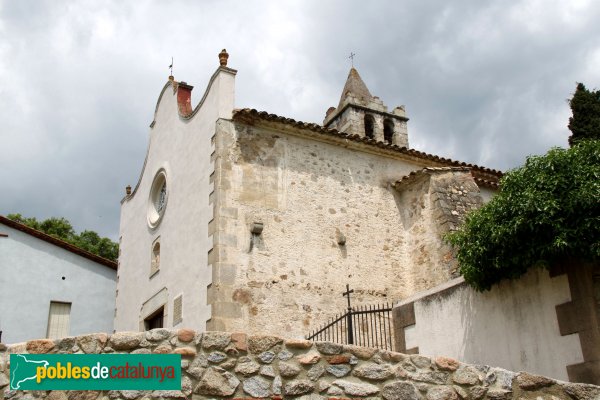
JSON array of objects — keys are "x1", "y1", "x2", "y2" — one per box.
[{"x1": 1, "y1": 0, "x2": 599, "y2": 240}]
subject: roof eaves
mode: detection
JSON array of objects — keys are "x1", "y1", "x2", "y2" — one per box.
[
  {"x1": 231, "y1": 109, "x2": 503, "y2": 183},
  {"x1": 0, "y1": 216, "x2": 118, "y2": 270},
  {"x1": 392, "y1": 167, "x2": 473, "y2": 189}
]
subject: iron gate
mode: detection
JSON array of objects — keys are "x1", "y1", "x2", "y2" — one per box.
[{"x1": 305, "y1": 303, "x2": 394, "y2": 350}]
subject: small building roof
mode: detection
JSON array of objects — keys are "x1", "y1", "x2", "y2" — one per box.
[{"x1": 0, "y1": 216, "x2": 118, "y2": 270}]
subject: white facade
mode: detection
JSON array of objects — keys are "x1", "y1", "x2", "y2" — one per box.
[
  {"x1": 114, "y1": 67, "x2": 236, "y2": 332},
  {"x1": 0, "y1": 219, "x2": 117, "y2": 344}
]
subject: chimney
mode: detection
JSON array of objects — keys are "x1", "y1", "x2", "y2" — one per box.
[{"x1": 177, "y1": 81, "x2": 194, "y2": 116}]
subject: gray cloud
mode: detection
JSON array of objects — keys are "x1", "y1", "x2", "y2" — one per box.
[{"x1": 1, "y1": 0, "x2": 599, "y2": 239}]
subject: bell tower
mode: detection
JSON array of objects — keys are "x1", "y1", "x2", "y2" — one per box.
[{"x1": 323, "y1": 68, "x2": 409, "y2": 148}]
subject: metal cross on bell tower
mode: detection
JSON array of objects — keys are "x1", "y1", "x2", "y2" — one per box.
[{"x1": 348, "y1": 52, "x2": 356, "y2": 68}]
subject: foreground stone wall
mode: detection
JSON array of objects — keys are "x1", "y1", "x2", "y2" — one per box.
[{"x1": 2, "y1": 330, "x2": 599, "y2": 399}]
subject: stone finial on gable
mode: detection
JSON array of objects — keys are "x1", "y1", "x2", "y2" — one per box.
[{"x1": 219, "y1": 49, "x2": 229, "y2": 67}]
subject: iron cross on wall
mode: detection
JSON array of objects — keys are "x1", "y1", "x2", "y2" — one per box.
[
  {"x1": 343, "y1": 284, "x2": 354, "y2": 311},
  {"x1": 342, "y1": 284, "x2": 355, "y2": 345}
]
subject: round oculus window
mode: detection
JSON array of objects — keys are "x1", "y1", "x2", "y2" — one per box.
[{"x1": 148, "y1": 169, "x2": 168, "y2": 228}]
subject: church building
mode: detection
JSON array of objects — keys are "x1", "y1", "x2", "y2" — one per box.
[{"x1": 114, "y1": 50, "x2": 501, "y2": 337}]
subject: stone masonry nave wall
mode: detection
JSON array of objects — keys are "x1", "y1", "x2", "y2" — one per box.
[{"x1": 1, "y1": 330, "x2": 599, "y2": 399}]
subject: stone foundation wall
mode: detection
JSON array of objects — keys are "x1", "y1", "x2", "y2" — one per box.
[{"x1": 2, "y1": 330, "x2": 599, "y2": 399}]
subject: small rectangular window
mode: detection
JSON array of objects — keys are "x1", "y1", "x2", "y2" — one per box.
[
  {"x1": 47, "y1": 302, "x2": 71, "y2": 339},
  {"x1": 173, "y1": 295, "x2": 183, "y2": 326}
]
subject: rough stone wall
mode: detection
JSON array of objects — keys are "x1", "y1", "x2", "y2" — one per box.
[
  {"x1": 429, "y1": 170, "x2": 483, "y2": 234},
  {"x1": 394, "y1": 168, "x2": 483, "y2": 285},
  {"x1": 210, "y1": 120, "x2": 418, "y2": 336},
  {"x1": 428, "y1": 169, "x2": 483, "y2": 278},
  {"x1": 325, "y1": 105, "x2": 409, "y2": 148},
  {"x1": 394, "y1": 175, "x2": 447, "y2": 292},
  {"x1": 207, "y1": 121, "x2": 487, "y2": 338},
  {"x1": 2, "y1": 330, "x2": 598, "y2": 399},
  {"x1": 327, "y1": 106, "x2": 364, "y2": 137}
]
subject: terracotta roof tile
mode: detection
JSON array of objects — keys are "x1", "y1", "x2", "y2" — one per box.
[
  {"x1": 232, "y1": 108, "x2": 502, "y2": 188},
  {"x1": 473, "y1": 177, "x2": 500, "y2": 189},
  {"x1": 392, "y1": 167, "x2": 473, "y2": 189}
]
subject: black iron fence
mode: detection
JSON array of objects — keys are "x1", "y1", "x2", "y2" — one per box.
[{"x1": 305, "y1": 303, "x2": 394, "y2": 350}]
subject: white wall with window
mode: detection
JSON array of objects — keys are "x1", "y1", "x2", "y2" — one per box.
[
  {"x1": 47, "y1": 302, "x2": 72, "y2": 339},
  {"x1": 0, "y1": 217, "x2": 117, "y2": 344}
]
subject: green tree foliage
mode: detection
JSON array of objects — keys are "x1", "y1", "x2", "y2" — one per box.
[
  {"x1": 39, "y1": 217, "x2": 76, "y2": 239},
  {"x1": 7, "y1": 214, "x2": 119, "y2": 262},
  {"x1": 446, "y1": 140, "x2": 600, "y2": 291},
  {"x1": 8, "y1": 214, "x2": 41, "y2": 229},
  {"x1": 568, "y1": 83, "x2": 600, "y2": 145}
]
